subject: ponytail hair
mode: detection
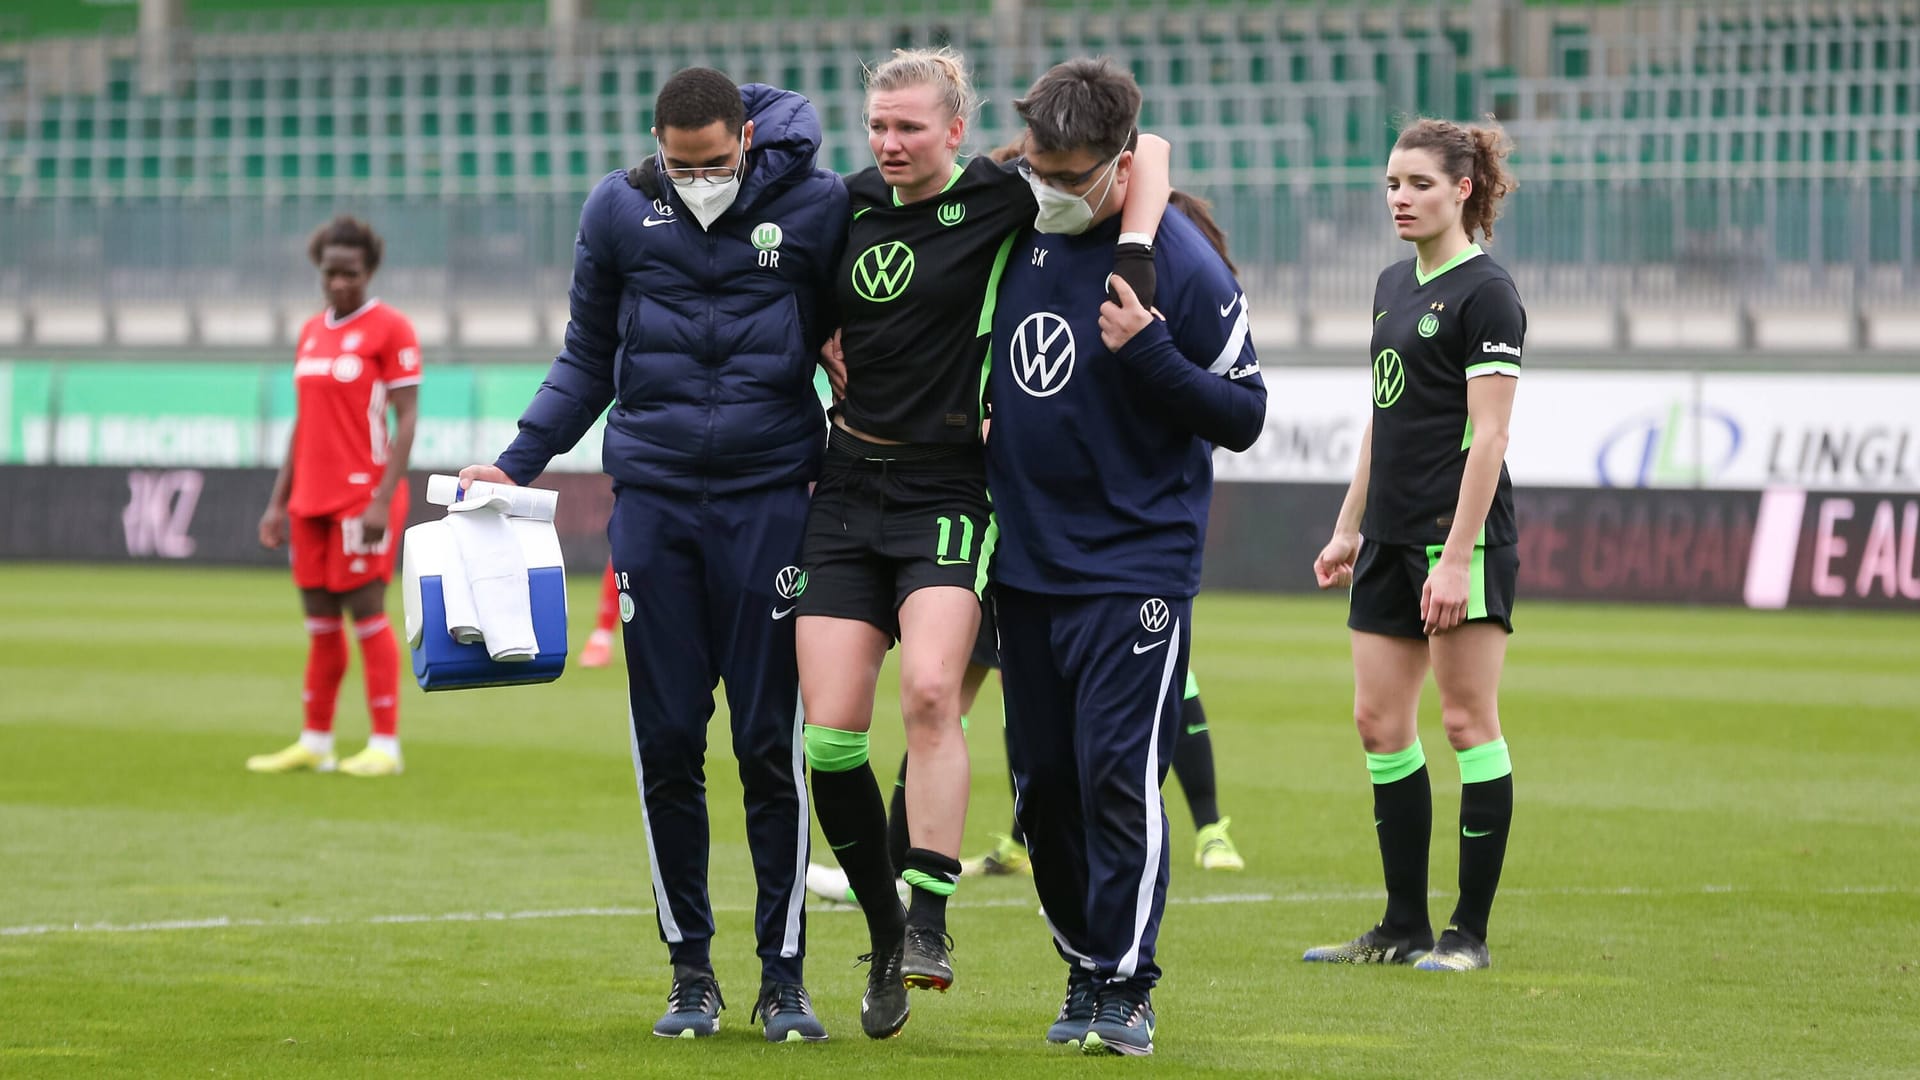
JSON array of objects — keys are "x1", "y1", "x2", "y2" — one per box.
[
  {"x1": 1169, "y1": 191, "x2": 1237, "y2": 275},
  {"x1": 1394, "y1": 116, "x2": 1517, "y2": 245}
]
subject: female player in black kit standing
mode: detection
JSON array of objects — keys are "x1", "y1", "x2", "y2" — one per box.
[
  {"x1": 796, "y1": 46, "x2": 1169, "y2": 1038},
  {"x1": 1306, "y1": 117, "x2": 1524, "y2": 973}
]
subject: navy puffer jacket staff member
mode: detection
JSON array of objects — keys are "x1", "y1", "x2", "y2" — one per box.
[{"x1": 460, "y1": 68, "x2": 848, "y2": 1044}]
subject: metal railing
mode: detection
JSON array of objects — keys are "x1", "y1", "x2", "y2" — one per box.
[{"x1": 0, "y1": 1, "x2": 1914, "y2": 328}]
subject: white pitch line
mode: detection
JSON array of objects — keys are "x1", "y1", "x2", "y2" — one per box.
[{"x1": 3, "y1": 884, "x2": 1910, "y2": 940}]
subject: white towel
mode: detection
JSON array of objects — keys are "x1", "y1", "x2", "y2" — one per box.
[
  {"x1": 442, "y1": 495, "x2": 538, "y2": 661},
  {"x1": 437, "y1": 535, "x2": 485, "y2": 646}
]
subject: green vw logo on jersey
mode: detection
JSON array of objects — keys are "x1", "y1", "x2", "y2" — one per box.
[
  {"x1": 1373, "y1": 349, "x2": 1406, "y2": 408},
  {"x1": 852, "y1": 240, "x2": 916, "y2": 302},
  {"x1": 1418, "y1": 312, "x2": 1439, "y2": 338},
  {"x1": 937, "y1": 201, "x2": 966, "y2": 227},
  {"x1": 751, "y1": 222, "x2": 783, "y2": 251}
]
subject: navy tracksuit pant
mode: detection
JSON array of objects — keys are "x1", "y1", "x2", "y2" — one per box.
[
  {"x1": 995, "y1": 585, "x2": 1191, "y2": 988},
  {"x1": 610, "y1": 483, "x2": 811, "y2": 985}
]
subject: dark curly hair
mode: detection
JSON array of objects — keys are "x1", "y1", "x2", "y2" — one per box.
[
  {"x1": 1394, "y1": 117, "x2": 1517, "y2": 244},
  {"x1": 307, "y1": 215, "x2": 384, "y2": 274}
]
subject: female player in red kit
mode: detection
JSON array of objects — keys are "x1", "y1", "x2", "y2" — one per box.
[{"x1": 249, "y1": 215, "x2": 422, "y2": 778}]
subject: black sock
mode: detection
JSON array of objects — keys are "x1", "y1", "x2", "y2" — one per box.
[
  {"x1": 1450, "y1": 772, "x2": 1513, "y2": 942},
  {"x1": 810, "y1": 762, "x2": 904, "y2": 950},
  {"x1": 1367, "y1": 749, "x2": 1433, "y2": 943},
  {"x1": 1171, "y1": 695, "x2": 1220, "y2": 828},
  {"x1": 886, "y1": 753, "x2": 910, "y2": 875},
  {"x1": 902, "y1": 848, "x2": 962, "y2": 933}
]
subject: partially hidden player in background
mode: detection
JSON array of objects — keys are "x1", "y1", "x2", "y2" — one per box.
[
  {"x1": 1306, "y1": 116, "x2": 1524, "y2": 973},
  {"x1": 795, "y1": 47, "x2": 1169, "y2": 1040},
  {"x1": 251, "y1": 216, "x2": 420, "y2": 779},
  {"x1": 582, "y1": 560, "x2": 621, "y2": 668},
  {"x1": 956, "y1": 670, "x2": 1247, "y2": 878},
  {"x1": 458, "y1": 68, "x2": 847, "y2": 1041},
  {"x1": 985, "y1": 59, "x2": 1265, "y2": 1056}
]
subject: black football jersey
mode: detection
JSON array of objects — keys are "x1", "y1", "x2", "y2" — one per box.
[
  {"x1": 1361, "y1": 246, "x2": 1526, "y2": 546},
  {"x1": 834, "y1": 156, "x2": 1034, "y2": 444}
]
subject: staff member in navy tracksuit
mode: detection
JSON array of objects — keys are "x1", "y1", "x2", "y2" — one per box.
[
  {"x1": 984, "y1": 58, "x2": 1266, "y2": 1058},
  {"x1": 458, "y1": 68, "x2": 848, "y2": 1044}
]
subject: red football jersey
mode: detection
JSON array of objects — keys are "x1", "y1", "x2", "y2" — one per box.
[{"x1": 288, "y1": 299, "x2": 423, "y2": 518}]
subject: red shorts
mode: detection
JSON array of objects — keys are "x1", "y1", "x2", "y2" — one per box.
[{"x1": 289, "y1": 480, "x2": 409, "y2": 594}]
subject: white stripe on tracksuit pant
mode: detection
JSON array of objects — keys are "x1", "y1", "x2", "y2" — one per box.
[
  {"x1": 614, "y1": 483, "x2": 811, "y2": 984},
  {"x1": 997, "y1": 586, "x2": 1188, "y2": 988}
]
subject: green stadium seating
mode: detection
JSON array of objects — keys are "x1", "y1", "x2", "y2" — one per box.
[{"x1": 0, "y1": 0, "x2": 1912, "y2": 322}]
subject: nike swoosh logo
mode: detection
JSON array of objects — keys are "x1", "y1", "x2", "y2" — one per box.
[
  {"x1": 1219, "y1": 296, "x2": 1241, "y2": 317},
  {"x1": 935, "y1": 558, "x2": 971, "y2": 566},
  {"x1": 1462, "y1": 827, "x2": 1494, "y2": 838},
  {"x1": 1376, "y1": 310, "x2": 1389, "y2": 321},
  {"x1": 830, "y1": 840, "x2": 857, "y2": 851},
  {"x1": 771, "y1": 607, "x2": 795, "y2": 620},
  {"x1": 1184, "y1": 724, "x2": 1208, "y2": 735},
  {"x1": 1374, "y1": 819, "x2": 1384, "y2": 827},
  {"x1": 642, "y1": 216, "x2": 675, "y2": 227},
  {"x1": 1131, "y1": 640, "x2": 1168, "y2": 655}
]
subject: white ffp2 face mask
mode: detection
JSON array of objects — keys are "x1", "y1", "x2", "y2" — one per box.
[
  {"x1": 1028, "y1": 153, "x2": 1123, "y2": 235},
  {"x1": 678, "y1": 178, "x2": 740, "y2": 230},
  {"x1": 668, "y1": 131, "x2": 746, "y2": 230}
]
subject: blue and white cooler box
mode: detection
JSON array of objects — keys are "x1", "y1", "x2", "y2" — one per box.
[{"x1": 403, "y1": 475, "x2": 569, "y2": 690}]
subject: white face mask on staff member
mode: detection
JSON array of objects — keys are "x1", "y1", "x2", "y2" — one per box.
[
  {"x1": 676, "y1": 172, "x2": 740, "y2": 230},
  {"x1": 655, "y1": 121, "x2": 753, "y2": 231},
  {"x1": 1020, "y1": 150, "x2": 1126, "y2": 236}
]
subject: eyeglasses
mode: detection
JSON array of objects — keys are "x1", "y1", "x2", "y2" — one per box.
[
  {"x1": 658, "y1": 133, "x2": 744, "y2": 187},
  {"x1": 661, "y1": 163, "x2": 740, "y2": 187},
  {"x1": 1014, "y1": 128, "x2": 1138, "y2": 190},
  {"x1": 1015, "y1": 157, "x2": 1112, "y2": 192}
]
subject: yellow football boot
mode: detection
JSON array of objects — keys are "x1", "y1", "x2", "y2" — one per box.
[
  {"x1": 338, "y1": 746, "x2": 403, "y2": 777},
  {"x1": 245, "y1": 741, "x2": 336, "y2": 774}
]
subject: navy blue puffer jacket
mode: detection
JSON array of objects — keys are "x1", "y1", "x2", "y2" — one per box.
[{"x1": 496, "y1": 85, "x2": 849, "y2": 495}]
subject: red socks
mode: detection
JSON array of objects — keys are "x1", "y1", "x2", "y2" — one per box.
[
  {"x1": 302, "y1": 617, "x2": 348, "y2": 734},
  {"x1": 596, "y1": 562, "x2": 621, "y2": 633},
  {"x1": 355, "y1": 613, "x2": 401, "y2": 738}
]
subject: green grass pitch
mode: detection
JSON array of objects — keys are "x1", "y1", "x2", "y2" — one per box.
[{"x1": 2, "y1": 564, "x2": 1916, "y2": 1077}]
